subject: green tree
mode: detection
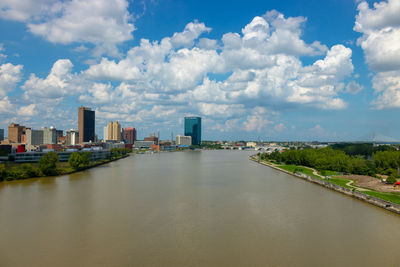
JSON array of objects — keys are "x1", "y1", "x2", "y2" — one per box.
[
  {"x1": 82, "y1": 152, "x2": 91, "y2": 166},
  {"x1": 38, "y1": 151, "x2": 59, "y2": 176},
  {"x1": 68, "y1": 152, "x2": 84, "y2": 170},
  {"x1": 0, "y1": 164, "x2": 6, "y2": 181},
  {"x1": 386, "y1": 175, "x2": 397, "y2": 184}
]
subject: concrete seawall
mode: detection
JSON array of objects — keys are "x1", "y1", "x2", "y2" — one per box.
[{"x1": 250, "y1": 156, "x2": 400, "y2": 215}]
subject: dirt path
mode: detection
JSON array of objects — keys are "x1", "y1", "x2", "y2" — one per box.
[{"x1": 339, "y1": 174, "x2": 400, "y2": 193}]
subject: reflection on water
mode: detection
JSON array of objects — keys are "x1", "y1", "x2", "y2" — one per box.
[{"x1": 0, "y1": 150, "x2": 399, "y2": 266}]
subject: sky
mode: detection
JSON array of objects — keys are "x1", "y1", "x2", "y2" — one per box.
[{"x1": 0, "y1": 0, "x2": 400, "y2": 141}]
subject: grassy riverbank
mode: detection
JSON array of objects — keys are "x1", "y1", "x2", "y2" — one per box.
[
  {"x1": 252, "y1": 156, "x2": 400, "y2": 207},
  {"x1": 1, "y1": 153, "x2": 130, "y2": 182}
]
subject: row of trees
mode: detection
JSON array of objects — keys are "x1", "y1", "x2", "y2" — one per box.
[
  {"x1": 260, "y1": 147, "x2": 400, "y2": 177},
  {"x1": 0, "y1": 151, "x2": 60, "y2": 181},
  {"x1": 330, "y1": 143, "x2": 395, "y2": 157},
  {"x1": 1, "y1": 148, "x2": 132, "y2": 182}
]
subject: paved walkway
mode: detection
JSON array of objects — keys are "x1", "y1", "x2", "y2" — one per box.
[{"x1": 345, "y1": 180, "x2": 370, "y2": 192}]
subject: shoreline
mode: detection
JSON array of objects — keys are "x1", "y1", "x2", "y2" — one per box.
[
  {"x1": 250, "y1": 155, "x2": 400, "y2": 215},
  {"x1": 1, "y1": 154, "x2": 130, "y2": 183}
]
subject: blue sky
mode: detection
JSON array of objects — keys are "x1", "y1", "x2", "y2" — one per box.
[{"x1": 1, "y1": 0, "x2": 400, "y2": 141}]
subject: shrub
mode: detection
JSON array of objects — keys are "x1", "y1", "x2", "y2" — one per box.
[
  {"x1": 386, "y1": 175, "x2": 397, "y2": 184},
  {"x1": 21, "y1": 163, "x2": 40, "y2": 178},
  {"x1": 0, "y1": 164, "x2": 6, "y2": 181}
]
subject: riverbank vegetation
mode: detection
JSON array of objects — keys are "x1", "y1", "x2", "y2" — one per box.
[
  {"x1": 0, "y1": 148, "x2": 131, "y2": 182},
  {"x1": 260, "y1": 144, "x2": 400, "y2": 178},
  {"x1": 256, "y1": 143, "x2": 400, "y2": 206}
]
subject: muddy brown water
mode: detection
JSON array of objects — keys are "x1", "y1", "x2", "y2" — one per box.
[{"x1": 1, "y1": 150, "x2": 399, "y2": 266}]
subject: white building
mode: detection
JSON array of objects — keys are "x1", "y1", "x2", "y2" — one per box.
[
  {"x1": 246, "y1": 142, "x2": 257, "y2": 147},
  {"x1": 176, "y1": 135, "x2": 192, "y2": 146},
  {"x1": 66, "y1": 129, "x2": 79, "y2": 145},
  {"x1": 103, "y1": 126, "x2": 108, "y2": 141}
]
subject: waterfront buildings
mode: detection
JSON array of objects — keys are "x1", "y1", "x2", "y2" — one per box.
[
  {"x1": 14, "y1": 149, "x2": 111, "y2": 163},
  {"x1": 8, "y1": 123, "x2": 25, "y2": 143},
  {"x1": 176, "y1": 135, "x2": 192, "y2": 146},
  {"x1": 78, "y1": 107, "x2": 95, "y2": 143},
  {"x1": 123, "y1": 127, "x2": 136, "y2": 144},
  {"x1": 184, "y1": 117, "x2": 201, "y2": 146},
  {"x1": 134, "y1": 140, "x2": 155, "y2": 149}
]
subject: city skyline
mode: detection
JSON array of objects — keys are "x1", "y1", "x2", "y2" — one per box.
[{"x1": 0, "y1": 0, "x2": 400, "y2": 141}]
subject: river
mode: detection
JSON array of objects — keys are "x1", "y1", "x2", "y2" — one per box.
[{"x1": 0, "y1": 150, "x2": 399, "y2": 266}]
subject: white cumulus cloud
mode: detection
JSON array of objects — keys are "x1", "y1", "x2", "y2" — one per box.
[
  {"x1": 0, "y1": 62, "x2": 23, "y2": 96},
  {"x1": 355, "y1": 0, "x2": 400, "y2": 108},
  {"x1": 1, "y1": 0, "x2": 135, "y2": 57}
]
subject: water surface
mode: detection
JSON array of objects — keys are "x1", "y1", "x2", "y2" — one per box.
[{"x1": 1, "y1": 150, "x2": 399, "y2": 266}]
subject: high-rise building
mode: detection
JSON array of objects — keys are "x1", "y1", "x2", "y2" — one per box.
[
  {"x1": 123, "y1": 127, "x2": 136, "y2": 144},
  {"x1": 42, "y1": 126, "x2": 57, "y2": 144},
  {"x1": 8, "y1": 123, "x2": 25, "y2": 143},
  {"x1": 66, "y1": 129, "x2": 79, "y2": 146},
  {"x1": 176, "y1": 135, "x2": 192, "y2": 146},
  {"x1": 25, "y1": 128, "x2": 44, "y2": 151},
  {"x1": 105, "y1": 121, "x2": 121, "y2": 141},
  {"x1": 184, "y1": 117, "x2": 201, "y2": 146},
  {"x1": 78, "y1": 107, "x2": 95, "y2": 143},
  {"x1": 107, "y1": 121, "x2": 113, "y2": 141},
  {"x1": 113, "y1": 122, "x2": 121, "y2": 142},
  {"x1": 103, "y1": 126, "x2": 108, "y2": 141},
  {"x1": 0, "y1": 129, "x2": 4, "y2": 141}
]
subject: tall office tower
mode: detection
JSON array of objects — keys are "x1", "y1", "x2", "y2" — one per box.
[
  {"x1": 8, "y1": 123, "x2": 26, "y2": 143},
  {"x1": 105, "y1": 121, "x2": 121, "y2": 141},
  {"x1": 66, "y1": 129, "x2": 79, "y2": 145},
  {"x1": 112, "y1": 121, "x2": 121, "y2": 142},
  {"x1": 103, "y1": 126, "x2": 108, "y2": 141},
  {"x1": 184, "y1": 117, "x2": 201, "y2": 146},
  {"x1": 123, "y1": 127, "x2": 136, "y2": 144},
  {"x1": 78, "y1": 106, "x2": 95, "y2": 143},
  {"x1": 107, "y1": 121, "x2": 113, "y2": 141},
  {"x1": 42, "y1": 126, "x2": 58, "y2": 144},
  {"x1": 25, "y1": 128, "x2": 44, "y2": 151},
  {"x1": 0, "y1": 129, "x2": 4, "y2": 141}
]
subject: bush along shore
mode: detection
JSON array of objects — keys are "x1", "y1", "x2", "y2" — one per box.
[
  {"x1": 0, "y1": 148, "x2": 131, "y2": 182},
  {"x1": 251, "y1": 153, "x2": 400, "y2": 215}
]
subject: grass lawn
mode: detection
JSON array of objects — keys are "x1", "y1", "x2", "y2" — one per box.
[
  {"x1": 326, "y1": 177, "x2": 352, "y2": 188},
  {"x1": 276, "y1": 164, "x2": 320, "y2": 179},
  {"x1": 362, "y1": 190, "x2": 400, "y2": 205},
  {"x1": 258, "y1": 160, "x2": 400, "y2": 206}
]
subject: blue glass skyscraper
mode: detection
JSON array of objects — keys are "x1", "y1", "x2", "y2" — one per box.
[{"x1": 184, "y1": 117, "x2": 201, "y2": 146}]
